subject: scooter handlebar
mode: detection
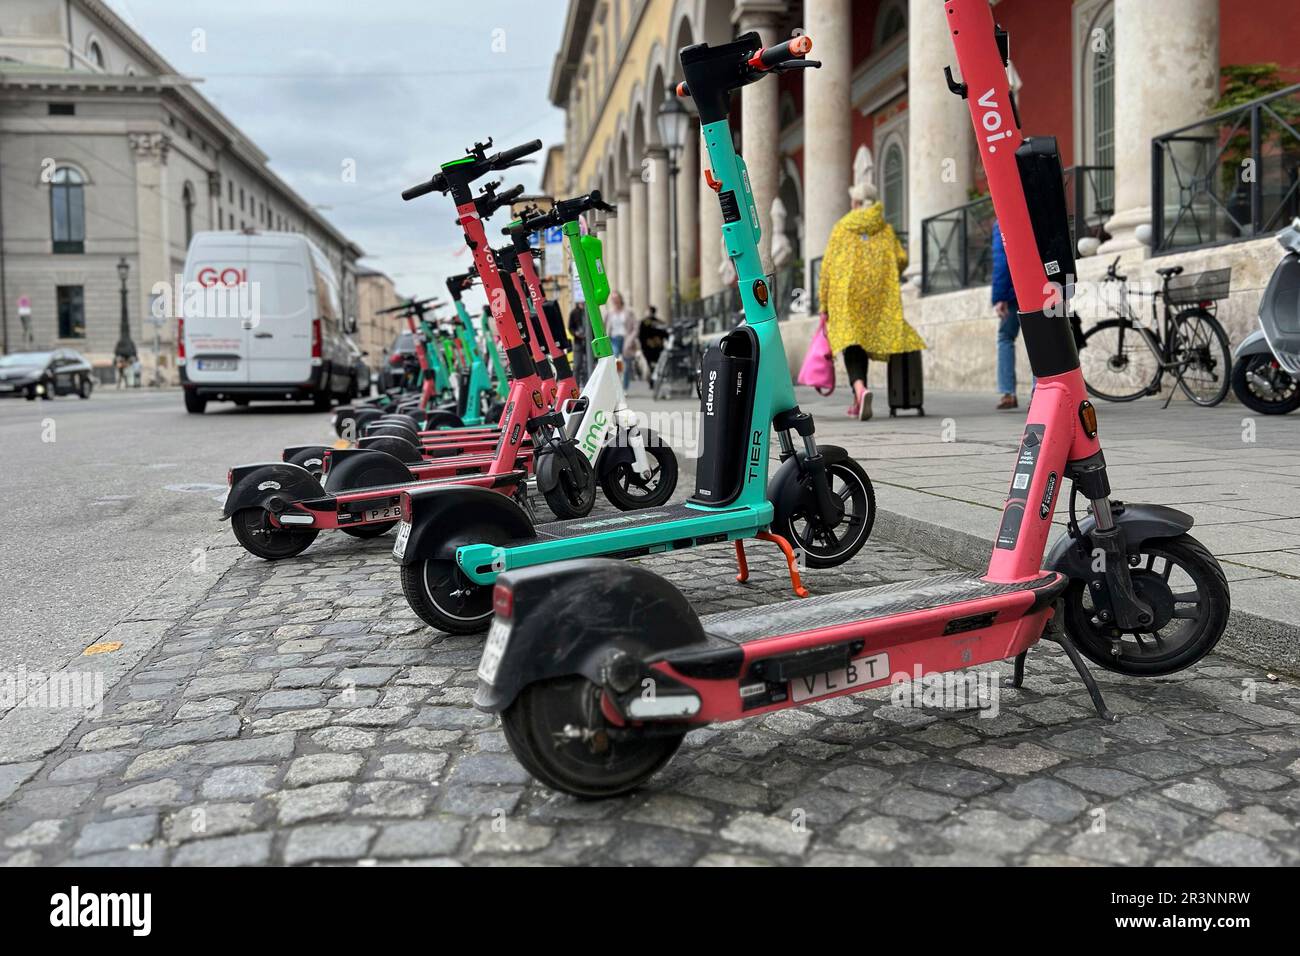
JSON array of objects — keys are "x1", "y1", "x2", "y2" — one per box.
[
  {"x1": 749, "y1": 35, "x2": 812, "y2": 70},
  {"x1": 492, "y1": 139, "x2": 543, "y2": 169},
  {"x1": 401, "y1": 174, "x2": 446, "y2": 201}
]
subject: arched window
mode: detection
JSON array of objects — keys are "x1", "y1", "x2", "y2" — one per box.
[
  {"x1": 877, "y1": 1, "x2": 907, "y2": 47},
  {"x1": 87, "y1": 40, "x2": 104, "y2": 70},
  {"x1": 50, "y1": 166, "x2": 86, "y2": 254},
  {"x1": 1083, "y1": 5, "x2": 1115, "y2": 212},
  {"x1": 182, "y1": 182, "x2": 196, "y2": 245},
  {"x1": 882, "y1": 141, "x2": 906, "y2": 236}
]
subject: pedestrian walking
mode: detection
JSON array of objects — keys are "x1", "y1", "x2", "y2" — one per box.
[
  {"x1": 567, "y1": 300, "x2": 589, "y2": 385},
  {"x1": 638, "y1": 305, "x2": 667, "y2": 380},
  {"x1": 604, "y1": 291, "x2": 636, "y2": 389},
  {"x1": 115, "y1": 355, "x2": 129, "y2": 389},
  {"x1": 991, "y1": 221, "x2": 1021, "y2": 410},
  {"x1": 819, "y1": 181, "x2": 923, "y2": 420}
]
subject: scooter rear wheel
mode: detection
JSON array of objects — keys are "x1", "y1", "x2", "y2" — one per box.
[
  {"x1": 230, "y1": 508, "x2": 318, "y2": 560},
  {"x1": 1062, "y1": 534, "x2": 1229, "y2": 676},
  {"x1": 400, "y1": 558, "x2": 493, "y2": 634},
  {"x1": 424, "y1": 410, "x2": 464, "y2": 430},
  {"x1": 1231, "y1": 355, "x2": 1300, "y2": 415},
  {"x1": 341, "y1": 522, "x2": 397, "y2": 539},
  {"x1": 501, "y1": 676, "x2": 684, "y2": 799}
]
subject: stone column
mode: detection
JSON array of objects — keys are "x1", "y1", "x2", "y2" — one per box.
[
  {"x1": 615, "y1": 187, "x2": 632, "y2": 303},
  {"x1": 646, "y1": 146, "x2": 672, "y2": 317},
  {"x1": 1100, "y1": 0, "x2": 1219, "y2": 253},
  {"x1": 698, "y1": 151, "x2": 724, "y2": 297},
  {"x1": 905, "y1": 0, "x2": 974, "y2": 285},
  {"x1": 128, "y1": 131, "x2": 172, "y2": 379},
  {"x1": 628, "y1": 172, "x2": 649, "y2": 314},
  {"x1": 734, "y1": 2, "x2": 785, "y2": 274},
  {"x1": 675, "y1": 125, "x2": 700, "y2": 301},
  {"x1": 803, "y1": 0, "x2": 852, "y2": 293}
]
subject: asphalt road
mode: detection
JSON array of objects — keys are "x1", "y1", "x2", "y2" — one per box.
[{"x1": 0, "y1": 388, "x2": 337, "y2": 680}]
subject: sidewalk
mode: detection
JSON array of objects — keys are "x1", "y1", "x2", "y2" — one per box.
[{"x1": 788, "y1": 386, "x2": 1300, "y2": 672}]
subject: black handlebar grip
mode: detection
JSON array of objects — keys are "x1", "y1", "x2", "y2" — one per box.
[
  {"x1": 756, "y1": 35, "x2": 813, "y2": 69},
  {"x1": 493, "y1": 139, "x2": 543, "y2": 169},
  {"x1": 401, "y1": 174, "x2": 444, "y2": 201},
  {"x1": 495, "y1": 183, "x2": 526, "y2": 208}
]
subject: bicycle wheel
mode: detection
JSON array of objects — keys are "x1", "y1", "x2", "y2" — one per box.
[
  {"x1": 1080, "y1": 318, "x2": 1161, "y2": 402},
  {"x1": 1172, "y1": 308, "x2": 1231, "y2": 407}
]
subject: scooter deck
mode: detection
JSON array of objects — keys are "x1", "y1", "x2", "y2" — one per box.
[
  {"x1": 696, "y1": 572, "x2": 1064, "y2": 646},
  {"x1": 459, "y1": 503, "x2": 769, "y2": 582},
  {"x1": 314, "y1": 469, "x2": 525, "y2": 509}
]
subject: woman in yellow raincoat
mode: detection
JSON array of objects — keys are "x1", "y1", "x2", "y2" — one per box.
[{"x1": 819, "y1": 182, "x2": 925, "y2": 420}]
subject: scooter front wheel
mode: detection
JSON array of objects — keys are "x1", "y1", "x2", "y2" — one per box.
[
  {"x1": 1061, "y1": 534, "x2": 1229, "y2": 676},
  {"x1": 400, "y1": 558, "x2": 493, "y2": 634},
  {"x1": 541, "y1": 447, "x2": 597, "y2": 520},
  {"x1": 774, "y1": 458, "x2": 876, "y2": 568},
  {"x1": 599, "y1": 429, "x2": 678, "y2": 510},
  {"x1": 1231, "y1": 355, "x2": 1300, "y2": 415},
  {"x1": 501, "y1": 676, "x2": 685, "y2": 799},
  {"x1": 230, "y1": 508, "x2": 318, "y2": 560}
]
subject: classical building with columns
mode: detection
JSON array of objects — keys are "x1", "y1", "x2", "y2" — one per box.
[
  {"x1": 550, "y1": 0, "x2": 1299, "y2": 393},
  {"x1": 0, "y1": 0, "x2": 363, "y2": 379}
]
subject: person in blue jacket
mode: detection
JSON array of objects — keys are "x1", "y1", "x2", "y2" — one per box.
[{"x1": 991, "y1": 221, "x2": 1021, "y2": 410}]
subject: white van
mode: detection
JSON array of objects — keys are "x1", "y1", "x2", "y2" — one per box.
[{"x1": 179, "y1": 230, "x2": 357, "y2": 413}]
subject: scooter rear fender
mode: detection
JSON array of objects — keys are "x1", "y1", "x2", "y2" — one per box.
[
  {"x1": 398, "y1": 484, "x2": 533, "y2": 566},
  {"x1": 223, "y1": 462, "x2": 325, "y2": 519},
  {"x1": 1232, "y1": 329, "x2": 1272, "y2": 361},
  {"x1": 323, "y1": 447, "x2": 414, "y2": 494},
  {"x1": 474, "y1": 559, "x2": 707, "y2": 712}
]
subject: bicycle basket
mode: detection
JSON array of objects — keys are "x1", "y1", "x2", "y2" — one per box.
[{"x1": 1165, "y1": 267, "x2": 1232, "y2": 306}]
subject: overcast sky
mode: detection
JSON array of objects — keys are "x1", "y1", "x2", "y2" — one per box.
[{"x1": 105, "y1": 0, "x2": 567, "y2": 311}]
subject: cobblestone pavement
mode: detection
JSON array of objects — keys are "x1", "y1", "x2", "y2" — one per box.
[{"x1": 2, "y1": 498, "x2": 1299, "y2": 866}]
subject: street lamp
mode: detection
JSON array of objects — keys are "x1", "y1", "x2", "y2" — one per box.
[
  {"x1": 657, "y1": 90, "x2": 692, "y2": 317},
  {"x1": 114, "y1": 257, "x2": 137, "y2": 364}
]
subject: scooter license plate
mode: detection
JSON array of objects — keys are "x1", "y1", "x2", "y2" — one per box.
[
  {"x1": 392, "y1": 520, "x2": 411, "y2": 558},
  {"x1": 478, "y1": 618, "x2": 511, "y2": 684},
  {"x1": 364, "y1": 505, "x2": 402, "y2": 522},
  {"x1": 790, "y1": 653, "x2": 890, "y2": 704}
]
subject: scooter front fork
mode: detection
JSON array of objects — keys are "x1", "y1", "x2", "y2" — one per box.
[{"x1": 776, "y1": 414, "x2": 841, "y2": 526}]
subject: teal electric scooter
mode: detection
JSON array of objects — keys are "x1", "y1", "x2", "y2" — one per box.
[{"x1": 391, "y1": 70, "x2": 876, "y2": 633}]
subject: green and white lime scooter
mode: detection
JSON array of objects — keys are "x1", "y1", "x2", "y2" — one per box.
[{"x1": 391, "y1": 84, "x2": 877, "y2": 633}]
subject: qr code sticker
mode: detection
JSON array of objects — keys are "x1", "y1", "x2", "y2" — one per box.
[{"x1": 1012, "y1": 473, "x2": 1030, "y2": 490}]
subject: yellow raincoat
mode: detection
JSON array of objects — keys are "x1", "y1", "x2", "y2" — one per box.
[{"x1": 819, "y1": 202, "x2": 925, "y2": 359}]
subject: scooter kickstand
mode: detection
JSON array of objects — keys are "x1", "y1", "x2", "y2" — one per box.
[
  {"x1": 1055, "y1": 630, "x2": 1117, "y2": 723},
  {"x1": 1007, "y1": 650, "x2": 1027, "y2": 689},
  {"x1": 733, "y1": 540, "x2": 750, "y2": 584},
  {"x1": 756, "y1": 531, "x2": 810, "y2": 599}
]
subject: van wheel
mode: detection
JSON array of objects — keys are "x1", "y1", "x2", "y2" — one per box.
[
  {"x1": 312, "y1": 392, "x2": 332, "y2": 412},
  {"x1": 184, "y1": 391, "x2": 207, "y2": 414}
]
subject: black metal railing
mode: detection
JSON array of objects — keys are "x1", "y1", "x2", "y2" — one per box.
[
  {"x1": 921, "y1": 195, "x2": 996, "y2": 295},
  {"x1": 1152, "y1": 83, "x2": 1300, "y2": 254},
  {"x1": 920, "y1": 166, "x2": 1112, "y2": 294},
  {"x1": 1064, "y1": 164, "x2": 1114, "y2": 246}
]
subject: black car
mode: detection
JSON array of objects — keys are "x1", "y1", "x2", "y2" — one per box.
[
  {"x1": 0, "y1": 349, "x2": 95, "y2": 400},
  {"x1": 378, "y1": 331, "x2": 418, "y2": 392}
]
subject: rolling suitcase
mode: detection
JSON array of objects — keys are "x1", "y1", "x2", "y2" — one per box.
[{"x1": 887, "y1": 350, "x2": 924, "y2": 417}]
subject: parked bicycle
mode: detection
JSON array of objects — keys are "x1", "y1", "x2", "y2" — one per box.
[{"x1": 1080, "y1": 257, "x2": 1232, "y2": 407}]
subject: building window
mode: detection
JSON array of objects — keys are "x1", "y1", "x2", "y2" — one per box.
[
  {"x1": 877, "y1": 1, "x2": 907, "y2": 46},
  {"x1": 48, "y1": 103, "x2": 75, "y2": 116},
  {"x1": 182, "y1": 182, "x2": 196, "y2": 245},
  {"x1": 239, "y1": 187, "x2": 245, "y2": 211},
  {"x1": 882, "y1": 141, "x2": 906, "y2": 236},
  {"x1": 1084, "y1": 8, "x2": 1116, "y2": 212},
  {"x1": 57, "y1": 286, "x2": 85, "y2": 338},
  {"x1": 87, "y1": 41, "x2": 104, "y2": 70},
  {"x1": 228, "y1": 180, "x2": 233, "y2": 203},
  {"x1": 50, "y1": 166, "x2": 86, "y2": 254}
]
